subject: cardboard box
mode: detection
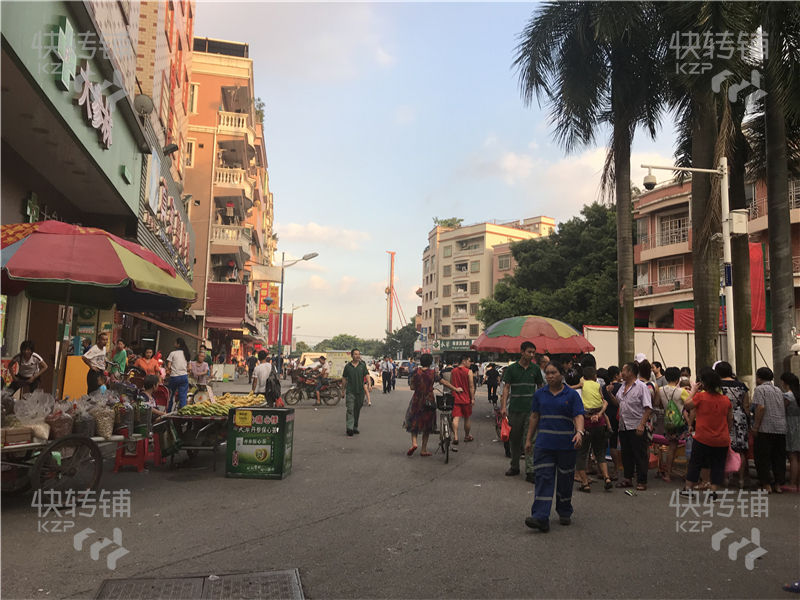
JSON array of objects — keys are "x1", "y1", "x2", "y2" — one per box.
[{"x1": 2, "y1": 426, "x2": 33, "y2": 446}]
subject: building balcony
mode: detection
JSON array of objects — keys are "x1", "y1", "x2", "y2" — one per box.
[
  {"x1": 218, "y1": 110, "x2": 256, "y2": 148},
  {"x1": 210, "y1": 224, "x2": 252, "y2": 264},
  {"x1": 451, "y1": 310, "x2": 469, "y2": 322},
  {"x1": 214, "y1": 166, "x2": 254, "y2": 203},
  {"x1": 748, "y1": 189, "x2": 800, "y2": 233},
  {"x1": 633, "y1": 275, "x2": 695, "y2": 308},
  {"x1": 637, "y1": 228, "x2": 691, "y2": 262},
  {"x1": 452, "y1": 289, "x2": 469, "y2": 299},
  {"x1": 454, "y1": 247, "x2": 484, "y2": 258}
]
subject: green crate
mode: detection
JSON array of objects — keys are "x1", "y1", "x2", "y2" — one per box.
[{"x1": 225, "y1": 407, "x2": 294, "y2": 480}]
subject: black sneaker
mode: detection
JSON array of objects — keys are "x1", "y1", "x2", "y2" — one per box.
[
  {"x1": 525, "y1": 473, "x2": 535, "y2": 484},
  {"x1": 505, "y1": 468, "x2": 521, "y2": 476},
  {"x1": 346, "y1": 430, "x2": 354, "y2": 437},
  {"x1": 559, "y1": 517, "x2": 571, "y2": 526},
  {"x1": 524, "y1": 517, "x2": 549, "y2": 532},
  {"x1": 353, "y1": 429, "x2": 360, "y2": 434}
]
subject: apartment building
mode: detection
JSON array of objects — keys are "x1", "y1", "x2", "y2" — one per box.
[
  {"x1": 184, "y1": 37, "x2": 275, "y2": 357},
  {"x1": 419, "y1": 217, "x2": 554, "y2": 353},
  {"x1": 633, "y1": 177, "x2": 800, "y2": 329}
]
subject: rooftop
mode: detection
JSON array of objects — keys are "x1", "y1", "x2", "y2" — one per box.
[{"x1": 193, "y1": 37, "x2": 249, "y2": 58}]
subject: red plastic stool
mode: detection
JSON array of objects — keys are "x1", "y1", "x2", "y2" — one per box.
[
  {"x1": 144, "y1": 433, "x2": 164, "y2": 466},
  {"x1": 114, "y1": 437, "x2": 147, "y2": 473}
]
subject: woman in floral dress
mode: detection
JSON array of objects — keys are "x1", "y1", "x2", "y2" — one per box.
[
  {"x1": 404, "y1": 353, "x2": 462, "y2": 457},
  {"x1": 715, "y1": 361, "x2": 750, "y2": 487}
]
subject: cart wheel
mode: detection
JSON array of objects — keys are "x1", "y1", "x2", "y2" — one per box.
[
  {"x1": 30, "y1": 435, "x2": 103, "y2": 493},
  {"x1": 322, "y1": 386, "x2": 342, "y2": 406},
  {"x1": 1, "y1": 462, "x2": 32, "y2": 495},
  {"x1": 283, "y1": 387, "x2": 303, "y2": 405}
]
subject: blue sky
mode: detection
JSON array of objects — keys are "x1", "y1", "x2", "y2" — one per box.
[{"x1": 195, "y1": 2, "x2": 677, "y2": 343}]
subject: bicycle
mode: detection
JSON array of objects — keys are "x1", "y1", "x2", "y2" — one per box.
[{"x1": 435, "y1": 391, "x2": 454, "y2": 464}]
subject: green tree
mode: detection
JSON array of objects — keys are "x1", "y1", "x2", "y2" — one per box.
[
  {"x1": 383, "y1": 323, "x2": 419, "y2": 358},
  {"x1": 294, "y1": 341, "x2": 312, "y2": 354},
  {"x1": 432, "y1": 217, "x2": 463, "y2": 228},
  {"x1": 312, "y1": 339, "x2": 331, "y2": 352},
  {"x1": 514, "y1": 1, "x2": 666, "y2": 366},
  {"x1": 478, "y1": 203, "x2": 618, "y2": 330},
  {"x1": 254, "y1": 97, "x2": 265, "y2": 123}
]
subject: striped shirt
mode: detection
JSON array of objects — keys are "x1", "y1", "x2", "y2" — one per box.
[
  {"x1": 532, "y1": 385, "x2": 584, "y2": 450},
  {"x1": 502, "y1": 361, "x2": 544, "y2": 413}
]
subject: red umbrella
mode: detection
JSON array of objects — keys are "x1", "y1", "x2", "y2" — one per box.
[{"x1": 472, "y1": 315, "x2": 595, "y2": 354}]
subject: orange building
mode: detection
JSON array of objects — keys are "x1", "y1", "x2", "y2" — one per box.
[{"x1": 184, "y1": 38, "x2": 275, "y2": 359}]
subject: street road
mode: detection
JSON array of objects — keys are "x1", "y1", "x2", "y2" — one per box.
[{"x1": 2, "y1": 378, "x2": 798, "y2": 599}]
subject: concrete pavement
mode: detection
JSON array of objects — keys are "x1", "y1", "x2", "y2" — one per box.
[{"x1": 1, "y1": 379, "x2": 798, "y2": 599}]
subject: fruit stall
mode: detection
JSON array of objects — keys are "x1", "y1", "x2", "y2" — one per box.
[{"x1": 165, "y1": 392, "x2": 267, "y2": 471}]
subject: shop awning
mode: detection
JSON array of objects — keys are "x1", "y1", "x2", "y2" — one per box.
[
  {"x1": 205, "y1": 316, "x2": 244, "y2": 330},
  {"x1": 121, "y1": 311, "x2": 205, "y2": 342}
]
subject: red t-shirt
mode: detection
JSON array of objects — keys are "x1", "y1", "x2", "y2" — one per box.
[
  {"x1": 450, "y1": 366, "x2": 472, "y2": 405},
  {"x1": 692, "y1": 391, "x2": 731, "y2": 447}
]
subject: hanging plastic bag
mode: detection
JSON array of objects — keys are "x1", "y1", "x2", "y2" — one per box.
[
  {"x1": 500, "y1": 417, "x2": 511, "y2": 442},
  {"x1": 725, "y1": 446, "x2": 742, "y2": 474}
]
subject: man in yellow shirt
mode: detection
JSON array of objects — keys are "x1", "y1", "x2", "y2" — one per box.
[{"x1": 576, "y1": 366, "x2": 613, "y2": 491}]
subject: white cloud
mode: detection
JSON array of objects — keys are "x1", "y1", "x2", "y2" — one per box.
[
  {"x1": 307, "y1": 275, "x2": 330, "y2": 291},
  {"x1": 394, "y1": 105, "x2": 416, "y2": 125},
  {"x1": 276, "y1": 221, "x2": 371, "y2": 251},
  {"x1": 376, "y1": 46, "x2": 396, "y2": 67},
  {"x1": 338, "y1": 275, "x2": 357, "y2": 294}
]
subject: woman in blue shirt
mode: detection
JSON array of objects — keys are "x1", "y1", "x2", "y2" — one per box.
[{"x1": 524, "y1": 361, "x2": 585, "y2": 532}]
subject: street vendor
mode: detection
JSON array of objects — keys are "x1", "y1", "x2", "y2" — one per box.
[
  {"x1": 82, "y1": 332, "x2": 109, "y2": 393},
  {"x1": 189, "y1": 349, "x2": 211, "y2": 387},
  {"x1": 133, "y1": 347, "x2": 160, "y2": 377},
  {"x1": 110, "y1": 339, "x2": 129, "y2": 376},
  {"x1": 139, "y1": 375, "x2": 166, "y2": 418},
  {"x1": 7, "y1": 340, "x2": 48, "y2": 394}
]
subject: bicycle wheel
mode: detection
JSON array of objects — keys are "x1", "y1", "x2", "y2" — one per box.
[
  {"x1": 322, "y1": 386, "x2": 342, "y2": 406},
  {"x1": 283, "y1": 387, "x2": 303, "y2": 405},
  {"x1": 30, "y1": 435, "x2": 103, "y2": 493}
]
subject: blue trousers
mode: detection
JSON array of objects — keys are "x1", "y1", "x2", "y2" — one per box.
[
  {"x1": 531, "y1": 447, "x2": 577, "y2": 522},
  {"x1": 168, "y1": 374, "x2": 189, "y2": 411}
]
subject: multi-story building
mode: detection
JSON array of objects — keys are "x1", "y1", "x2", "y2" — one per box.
[
  {"x1": 632, "y1": 177, "x2": 800, "y2": 329},
  {"x1": 419, "y1": 217, "x2": 554, "y2": 354},
  {"x1": 184, "y1": 37, "x2": 274, "y2": 361}
]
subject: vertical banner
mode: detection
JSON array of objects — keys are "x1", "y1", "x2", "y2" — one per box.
[
  {"x1": 282, "y1": 314, "x2": 293, "y2": 347},
  {"x1": 268, "y1": 313, "x2": 280, "y2": 346}
]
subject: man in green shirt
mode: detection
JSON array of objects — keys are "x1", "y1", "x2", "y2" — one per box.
[
  {"x1": 341, "y1": 348, "x2": 371, "y2": 437},
  {"x1": 500, "y1": 341, "x2": 543, "y2": 482}
]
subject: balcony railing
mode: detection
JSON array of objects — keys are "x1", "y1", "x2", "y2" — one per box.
[
  {"x1": 452, "y1": 289, "x2": 469, "y2": 299},
  {"x1": 637, "y1": 226, "x2": 690, "y2": 250},
  {"x1": 211, "y1": 224, "x2": 252, "y2": 245},
  {"x1": 634, "y1": 275, "x2": 693, "y2": 297},
  {"x1": 219, "y1": 111, "x2": 249, "y2": 130},
  {"x1": 215, "y1": 167, "x2": 247, "y2": 187},
  {"x1": 764, "y1": 255, "x2": 800, "y2": 275},
  {"x1": 748, "y1": 180, "x2": 800, "y2": 218}
]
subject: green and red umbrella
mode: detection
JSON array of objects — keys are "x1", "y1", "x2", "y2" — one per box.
[{"x1": 471, "y1": 315, "x2": 594, "y2": 354}]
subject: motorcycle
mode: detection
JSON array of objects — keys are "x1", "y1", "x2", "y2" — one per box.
[{"x1": 283, "y1": 368, "x2": 342, "y2": 406}]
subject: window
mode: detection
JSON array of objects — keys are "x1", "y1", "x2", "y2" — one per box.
[
  {"x1": 636, "y1": 218, "x2": 649, "y2": 244},
  {"x1": 498, "y1": 254, "x2": 512, "y2": 271},
  {"x1": 470, "y1": 260, "x2": 480, "y2": 273},
  {"x1": 469, "y1": 324, "x2": 479, "y2": 336},
  {"x1": 657, "y1": 258, "x2": 683, "y2": 286},
  {"x1": 185, "y1": 139, "x2": 195, "y2": 167},
  {"x1": 454, "y1": 304, "x2": 467, "y2": 317},
  {"x1": 443, "y1": 265, "x2": 451, "y2": 277},
  {"x1": 455, "y1": 326, "x2": 468, "y2": 336},
  {"x1": 443, "y1": 245, "x2": 452, "y2": 258},
  {"x1": 455, "y1": 283, "x2": 468, "y2": 294},
  {"x1": 657, "y1": 213, "x2": 689, "y2": 246},
  {"x1": 441, "y1": 325, "x2": 450, "y2": 337},
  {"x1": 458, "y1": 237, "x2": 483, "y2": 251},
  {"x1": 469, "y1": 303, "x2": 478, "y2": 315},
  {"x1": 189, "y1": 83, "x2": 199, "y2": 114},
  {"x1": 470, "y1": 281, "x2": 480, "y2": 295},
  {"x1": 455, "y1": 262, "x2": 468, "y2": 274},
  {"x1": 442, "y1": 285, "x2": 451, "y2": 297},
  {"x1": 442, "y1": 305, "x2": 451, "y2": 317},
  {"x1": 636, "y1": 262, "x2": 649, "y2": 287}
]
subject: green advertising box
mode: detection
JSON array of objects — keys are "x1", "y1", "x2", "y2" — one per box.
[{"x1": 225, "y1": 407, "x2": 294, "y2": 479}]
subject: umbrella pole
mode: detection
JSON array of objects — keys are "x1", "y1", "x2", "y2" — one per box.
[{"x1": 52, "y1": 283, "x2": 71, "y2": 398}]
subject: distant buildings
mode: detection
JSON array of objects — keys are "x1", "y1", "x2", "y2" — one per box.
[{"x1": 418, "y1": 216, "x2": 554, "y2": 353}]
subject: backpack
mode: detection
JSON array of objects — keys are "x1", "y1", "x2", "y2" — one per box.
[{"x1": 265, "y1": 367, "x2": 282, "y2": 405}]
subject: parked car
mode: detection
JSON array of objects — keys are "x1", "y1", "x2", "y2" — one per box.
[{"x1": 397, "y1": 360, "x2": 412, "y2": 377}]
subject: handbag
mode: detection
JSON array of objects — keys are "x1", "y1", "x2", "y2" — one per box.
[
  {"x1": 725, "y1": 446, "x2": 742, "y2": 474},
  {"x1": 423, "y1": 394, "x2": 437, "y2": 412},
  {"x1": 500, "y1": 417, "x2": 511, "y2": 442}
]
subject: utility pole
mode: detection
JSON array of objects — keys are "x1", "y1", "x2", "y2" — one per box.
[{"x1": 386, "y1": 251, "x2": 395, "y2": 336}]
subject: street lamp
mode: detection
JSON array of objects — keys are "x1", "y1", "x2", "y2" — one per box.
[
  {"x1": 641, "y1": 157, "x2": 748, "y2": 373},
  {"x1": 277, "y1": 252, "x2": 318, "y2": 371}
]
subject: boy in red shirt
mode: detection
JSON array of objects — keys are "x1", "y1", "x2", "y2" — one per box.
[{"x1": 450, "y1": 354, "x2": 475, "y2": 449}]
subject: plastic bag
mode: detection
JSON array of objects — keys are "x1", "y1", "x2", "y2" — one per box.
[
  {"x1": 725, "y1": 446, "x2": 742, "y2": 474},
  {"x1": 15, "y1": 389, "x2": 55, "y2": 440},
  {"x1": 90, "y1": 406, "x2": 115, "y2": 439},
  {"x1": 500, "y1": 416, "x2": 511, "y2": 442},
  {"x1": 45, "y1": 410, "x2": 73, "y2": 440}
]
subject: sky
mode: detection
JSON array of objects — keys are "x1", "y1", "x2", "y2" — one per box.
[{"x1": 194, "y1": 2, "x2": 679, "y2": 344}]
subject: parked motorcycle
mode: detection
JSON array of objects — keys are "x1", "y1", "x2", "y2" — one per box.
[{"x1": 283, "y1": 368, "x2": 342, "y2": 406}]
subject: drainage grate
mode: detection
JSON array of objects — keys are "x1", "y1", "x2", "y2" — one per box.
[{"x1": 95, "y1": 569, "x2": 303, "y2": 600}]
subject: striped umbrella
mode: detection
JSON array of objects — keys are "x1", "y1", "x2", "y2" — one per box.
[{"x1": 471, "y1": 315, "x2": 595, "y2": 354}]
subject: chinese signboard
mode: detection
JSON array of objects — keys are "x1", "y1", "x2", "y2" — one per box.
[
  {"x1": 257, "y1": 282, "x2": 280, "y2": 316},
  {"x1": 433, "y1": 338, "x2": 474, "y2": 351},
  {"x1": 226, "y1": 408, "x2": 294, "y2": 479},
  {"x1": 141, "y1": 162, "x2": 191, "y2": 279}
]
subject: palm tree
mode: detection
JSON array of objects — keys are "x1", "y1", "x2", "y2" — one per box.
[{"x1": 513, "y1": 1, "x2": 665, "y2": 366}]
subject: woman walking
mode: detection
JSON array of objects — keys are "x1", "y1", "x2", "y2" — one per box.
[
  {"x1": 780, "y1": 372, "x2": 800, "y2": 493},
  {"x1": 714, "y1": 361, "x2": 750, "y2": 488},
  {"x1": 682, "y1": 368, "x2": 733, "y2": 499},
  {"x1": 404, "y1": 353, "x2": 462, "y2": 457},
  {"x1": 166, "y1": 338, "x2": 191, "y2": 411},
  {"x1": 524, "y1": 361, "x2": 585, "y2": 532}
]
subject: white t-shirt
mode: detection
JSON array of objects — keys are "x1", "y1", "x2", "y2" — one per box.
[
  {"x1": 311, "y1": 361, "x2": 330, "y2": 377},
  {"x1": 83, "y1": 345, "x2": 107, "y2": 371},
  {"x1": 16, "y1": 352, "x2": 44, "y2": 378},
  {"x1": 252, "y1": 362, "x2": 274, "y2": 393},
  {"x1": 167, "y1": 350, "x2": 188, "y2": 376}
]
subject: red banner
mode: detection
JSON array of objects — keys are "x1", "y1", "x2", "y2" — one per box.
[
  {"x1": 282, "y1": 313, "x2": 293, "y2": 346},
  {"x1": 268, "y1": 313, "x2": 280, "y2": 346}
]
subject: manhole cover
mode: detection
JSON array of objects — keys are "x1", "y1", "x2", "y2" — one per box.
[{"x1": 95, "y1": 569, "x2": 303, "y2": 600}]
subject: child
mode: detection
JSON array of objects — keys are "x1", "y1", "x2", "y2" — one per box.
[{"x1": 139, "y1": 375, "x2": 166, "y2": 417}]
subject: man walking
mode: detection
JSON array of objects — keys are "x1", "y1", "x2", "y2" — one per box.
[
  {"x1": 246, "y1": 351, "x2": 258, "y2": 384},
  {"x1": 342, "y1": 349, "x2": 370, "y2": 436},
  {"x1": 500, "y1": 341, "x2": 544, "y2": 482},
  {"x1": 380, "y1": 356, "x2": 392, "y2": 394},
  {"x1": 251, "y1": 351, "x2": 274, "y2": 406},
  {"x1": 450, "y1": 354, "x2": 475, "y2": 450}
]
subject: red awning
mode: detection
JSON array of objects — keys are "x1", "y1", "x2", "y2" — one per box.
[{"x1": 205, "y1": 316, "x2": 244, "y2": 330}]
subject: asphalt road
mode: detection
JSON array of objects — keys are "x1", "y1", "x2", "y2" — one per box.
[{"x1": 2, "y1": 377, "x2": 798, "y2": 599}]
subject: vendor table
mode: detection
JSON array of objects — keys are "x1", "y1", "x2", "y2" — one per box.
[{"x1": 163, "y1": 415, "x2": 228, "y2": 471}]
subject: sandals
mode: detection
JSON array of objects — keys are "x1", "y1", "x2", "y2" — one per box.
[
  {"x1": 636, "y1": 484, "x2": 647, "y2": 491},
  {"x1": 615, "y1": 480, "x2": 632, "y2": 488},
  {"x1": 604, "y1": 478, "x2": 613, "y2": 491},
  {"x1": 407, "y1": 446, "x2": 418, "y2": 456},
  {"x1": 578, "y1": 484, "x2": 591, "y2": 493},
  {"x1": 464, "y1": 435, "x2": 474, "y2": 442},
  {"x1": 420, "y1": 452, "x2": 432, "y2": 457}
]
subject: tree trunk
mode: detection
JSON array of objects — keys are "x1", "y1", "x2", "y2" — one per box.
[
  {"x1": 691, "y1": 94, "x2": 721, "y2": 372},
  {"x1": 729, "y1": 115, "x2": 753, "y2": 380},
  {"x1": 615, "y1": 125, "x2": 634, "y2": 367},
  {"x1": 764, "y1": 19, "x2": 796, "y2": 374}
]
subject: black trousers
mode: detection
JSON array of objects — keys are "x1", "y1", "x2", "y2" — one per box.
[
  {"x1": 686, "y1": 439, "x2": 727, "y2": 485},
  {"x1": 487, "y1": 382, "x2": 498, "y2": 403},
  {"x1": 754, "y1": 432, "x2": 786, "y2": 486},
  {"x1": 382, "y1": 372, "x2": 391, "y2": 393},
  {"x1": 619, "y1": 429, "x2": 649, "y2": 484},
  {"x1": 86, "y1": 369, "x2": 101, "y2": 394}
]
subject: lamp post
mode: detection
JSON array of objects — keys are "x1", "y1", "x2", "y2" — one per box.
[
  {"x1": 277, "y1": 252, "x2": 318, "y2": 372},
  {"x1": 641, "y1": 157, "x2": 744, "y2": 372}
]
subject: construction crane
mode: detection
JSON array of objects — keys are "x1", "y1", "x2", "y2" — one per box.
[{"x1": 385, "y1": 250, "x2": 408, "y2": 335}]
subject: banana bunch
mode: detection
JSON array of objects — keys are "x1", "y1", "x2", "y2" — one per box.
[{"x1": 176, "y1": 394, "x2": 265, "y2": 416}]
